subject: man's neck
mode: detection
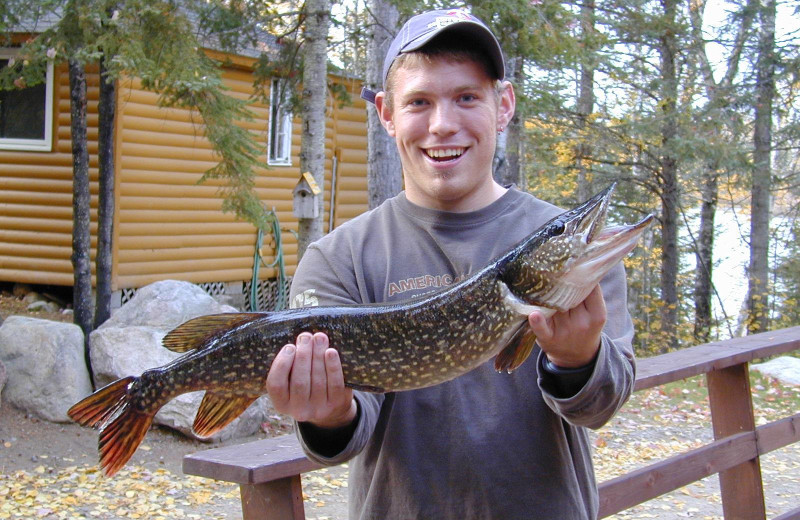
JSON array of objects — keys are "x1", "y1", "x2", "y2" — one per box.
[{"x1": 406, "y1": 181, "x2": 509, "y2": 213}]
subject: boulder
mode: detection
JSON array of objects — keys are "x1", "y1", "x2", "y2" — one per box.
[
  {"x1": 27, "y1": 300, "x2": 60, "y2": 313},
  {"x1": 0, "y1": 359, "x2": 7, "y2": 404},
  {"x1": 0, "y1": 316, "x2": 92, "y2": 422},
  {"x1": 100, "y1": 280, "x2": 236, "y2": 332},
  {"x1": 752, "y1": 356, "x2": 800, "y2": 386},
  {"x1": 12, "y1": 282, "x2": 32, "y2": 298},
  {"x1": 90, "y1": 326, "x2": 169, "y2": 389},
  {"x1": 89, "y1": 280, "x2": 269, "y2": 441},
  {"x1": 22, "y1": 291, "x2": 44, "y2": 305},
  {"x1": 90, "y1": 325, "x2": 271, "y2": 441}
]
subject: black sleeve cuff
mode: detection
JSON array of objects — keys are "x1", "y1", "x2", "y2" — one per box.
[
  {"x1": 539, "y1": 355, "x2": 597, "y2": 398},
  {"x1": 297, "y1": 399, "x2": 361, "y2": 458}
]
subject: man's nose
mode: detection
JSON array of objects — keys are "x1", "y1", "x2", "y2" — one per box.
[{"x1": 428, "y1": 103, "x2": 458, "y2": 135}]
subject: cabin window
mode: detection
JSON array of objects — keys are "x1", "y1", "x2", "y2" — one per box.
[
  {"x1": 268, "y1": 78, "x2": 293, "y2": 166},
  {"x1": 0, "y1": 50, "x2": 54, "y2": 152}
]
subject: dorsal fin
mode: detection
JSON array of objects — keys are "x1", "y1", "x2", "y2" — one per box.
[{"x1": 162, "y1": 313, "x2": 261, "y2": 353}]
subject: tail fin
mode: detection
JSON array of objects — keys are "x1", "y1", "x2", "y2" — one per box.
[{"x1": 68, "y1": 377, "x2": 154, "y2": 476}]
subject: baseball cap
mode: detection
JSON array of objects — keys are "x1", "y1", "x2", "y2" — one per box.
[{"x1": 360, "y1": 9, "x2": 505, "y2": 104}]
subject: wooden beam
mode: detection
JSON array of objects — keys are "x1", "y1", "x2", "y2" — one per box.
[
  {"x1": 635, "y1": 326, "x2": 800, "y2": 391},
  {"x1": 183, "y1": 435, "x2": 322, "y2": 485},
  {"x1": 598, "y1": 431, "x2": 757, "y2": 517},
  {"x1": 707, "y1": 363, "x2": 766, "y2": 519},
  {"x1": 756, "y1": 413, "x2": 800, "y2": 454},
  {"x1": 772, "y1": 506, "x2": 800, "y2": 520},
  {"x1": 240, "y1": 476, "x2": 305, "y2": 520}
]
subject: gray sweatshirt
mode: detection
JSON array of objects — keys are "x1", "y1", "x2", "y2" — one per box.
[{"x1": 289, "y1": 187, "x2": 636, "y2": 520}]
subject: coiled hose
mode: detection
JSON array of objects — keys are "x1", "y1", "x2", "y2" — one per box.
[{"x1": 250, "y1": 210, "x2": 288, "y2": 311}]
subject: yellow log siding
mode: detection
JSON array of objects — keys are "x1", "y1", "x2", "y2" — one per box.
[
  {"x1": 0, "y1": 64, "x2": 100, "y2": 286},
  {"x1": 0, "y1": 59, "x2": 369, "y2": 291},
  {"x1": 329, "y1": 84, "x2": 370, "y2": 229}
]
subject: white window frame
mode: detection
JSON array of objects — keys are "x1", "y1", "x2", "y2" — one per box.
[
  {"x1": 267, "y1": 78, "x2": 293, "y2": 166},
  {"x1": 0, "y1": 48, "x2": 54, "y2": 152}
]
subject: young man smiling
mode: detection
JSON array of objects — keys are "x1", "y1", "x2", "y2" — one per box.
[{"x1": 266, "y1": 9, "x2": 636, "y2": 519}]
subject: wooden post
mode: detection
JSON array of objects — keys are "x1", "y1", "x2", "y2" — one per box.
[
  {"x1": 240, "y1": 475, "x2": 306, "y2": 520},
  {"x1": 706, "y1": 363, "x2": 766, "y2": 519}
]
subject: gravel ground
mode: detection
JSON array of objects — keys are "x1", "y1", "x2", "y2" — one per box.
[
  {"x1": 2, "y1": 374, "x2": 798, "y2": 520},
  {"x1": 1, "y1": 284, "x2": 797, "y2": 520}
]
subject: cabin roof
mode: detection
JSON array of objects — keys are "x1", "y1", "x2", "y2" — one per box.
[{"x1": 5, "y1": 5, "x2": 280, "y2": 59}]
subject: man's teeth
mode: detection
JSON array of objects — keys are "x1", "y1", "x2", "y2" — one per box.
[{"x1": 426, "y1": 148, "x2": 464, "y2": 159}]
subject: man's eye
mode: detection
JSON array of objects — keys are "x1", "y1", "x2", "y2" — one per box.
[{"x1": 459, "y1": 94, "x2": 477, "y2": 103}]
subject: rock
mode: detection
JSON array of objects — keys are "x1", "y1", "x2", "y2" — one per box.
[
  {"x1": 752, "y1": 356, "x2": 800, "y2": 386},
  {"x1": 88, "y1": 281, "x2": 269, "y2": 441},
  {"x1": 12, "y1": 283, "x2": 32, "y2": 298},
  {"x1": 22, "y1": 291, "x2": 45, "y2": 305},
  {"x1": 0, "y1": 359, "x2": 7, "y2": 404},
  {"x1": 155, "y1": 392, "x2": 273, "y2": 442},
  {"x1": 26, "y1": 300, "x2": 60, "y2": 313},
  {"x1": 90, "y1": 326, "x2": 169, "y2": 389},
  {"x1": 100, "y1": 280, "x2": 237, "y2": 332},
  {"x1": 0, "y1": 316, "x2": 92, "y2": 422}
]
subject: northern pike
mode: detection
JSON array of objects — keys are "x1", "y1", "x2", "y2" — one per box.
[{"x1": 69, "y1": 184, "x2": 652, "y2": 475}]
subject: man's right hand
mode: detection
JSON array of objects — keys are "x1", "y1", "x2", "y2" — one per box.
[{"x1": 266, "y1": 332, "x2": 357, "y2": 429}]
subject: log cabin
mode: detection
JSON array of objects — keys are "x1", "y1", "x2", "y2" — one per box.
[{"x1": 0, "y1": 25, "x2": 370, "y2": 311}]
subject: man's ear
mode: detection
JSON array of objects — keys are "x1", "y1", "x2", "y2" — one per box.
[
  {"x1": 374, "y1": 92, "x2": 396, "y2": 137},
  {"x1": 497, "y1": 81, "x2": 516, "y2": 131}
]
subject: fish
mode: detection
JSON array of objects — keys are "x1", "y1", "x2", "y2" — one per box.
[{"x1": 68, "y1": 183, "x2": 653, "y2": 475}]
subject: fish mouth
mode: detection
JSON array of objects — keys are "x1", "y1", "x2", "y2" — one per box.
[
  {"x1": 575, "y1": 214, "x2": 654, "y2": 276},
  {"x1": 580, "y1": 183, "x2": 654, "y2": 264},
  {"x1": 557, "y1": 183, "x2": 616, "y2": 244},
  {"x1": 555, "y1": 183, "x2": 653, "y2": 295}
]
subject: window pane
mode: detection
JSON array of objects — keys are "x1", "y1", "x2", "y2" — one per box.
[
  {"x1": 268, "y1": 79, "x2": 292, "y2": 164},
  {"x1": 0, "y1": 59, "x2": 46, "y2": 139}
]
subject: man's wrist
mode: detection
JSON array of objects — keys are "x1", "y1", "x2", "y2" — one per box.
[
  {"x1": 539, "y1": 349, "x2": 599, "y2": 399},
  {"x1": 298, "y1": 398, "x2": 360, "y2": 459},
  {"x1": 308, "y1": 398, "x2": 358, "y2": 430}
]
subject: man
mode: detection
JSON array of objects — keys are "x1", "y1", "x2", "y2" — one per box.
[{"x1": 266, "y1": 9, "x2": 635, "y2": 519}]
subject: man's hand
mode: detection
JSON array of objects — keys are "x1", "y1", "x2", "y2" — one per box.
[
  {"x1": 266, "y1": 332, "x2": 357, "y2": 429},
  {"x1": 527, "y1": 285, "x2": 606, "y2": 368}
]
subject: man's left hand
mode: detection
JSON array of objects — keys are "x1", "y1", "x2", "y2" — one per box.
[{"x1": 527, "y1": 284, "x2": 606, "y2": 368}]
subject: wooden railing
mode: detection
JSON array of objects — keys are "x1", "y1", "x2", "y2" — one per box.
[{"x1": 184, "y1": 326, "x2": 800, "y2": 520}]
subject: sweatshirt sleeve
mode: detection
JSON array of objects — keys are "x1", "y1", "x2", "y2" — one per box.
[
  {"x1": 538, "y1": 261, "x2": 636, "y2": 429},
  {"x1": 288, "y1": 244, "x2": 384, "y2": 465}
]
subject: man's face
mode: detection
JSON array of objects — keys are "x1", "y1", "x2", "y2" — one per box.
[{"x1": 376, "y1": 57, "x2": 515, "y2": 212}]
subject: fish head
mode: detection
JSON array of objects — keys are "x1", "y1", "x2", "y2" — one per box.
[{"x1": 507, "y1": 184, "x2": 653, "y2": 311}]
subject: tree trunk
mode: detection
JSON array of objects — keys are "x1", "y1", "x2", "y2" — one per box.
[
  {"x1": 747, "y1": 0, "x2": 775, "y2": 334},
  {"x1": 694, "y1": 168, "x2": 718, "y2": 343},
  {"x1": 68, "y1": 58, "x2": 94, "y2": 386},
  {"x1": 658, "y1": 0, "x2": 680, "y2": 350},
  {"x1": 575, "y1": 0, "x2": 596, "y2": 203},
  {"x1": 493, "y1": 56, "x2": 523, "y2": 189},
  {"x1": 95, "y1": 59, "x2": 115, "y2": 328},
  {"x1": 365, "y1": 0, "x2": 403, "y2": 210},
  {"x1": 297, "y1": 0, "x2": 331, "y2": 261}
]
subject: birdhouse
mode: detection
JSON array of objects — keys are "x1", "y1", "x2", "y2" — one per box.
[{"x1": 293, "y1": 172, "x2": 322, "y2": 219}]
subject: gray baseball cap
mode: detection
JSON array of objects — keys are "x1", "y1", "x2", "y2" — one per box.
[{"x1": 361, "y1": 9, "x2": 505, "y2": 104}]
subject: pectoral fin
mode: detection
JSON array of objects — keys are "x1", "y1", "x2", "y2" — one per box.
[
  {"x1": 193, "y1": 392, "x2": 259, "y2": 438},
  {"x1": 494, "y1": 325, "x2": 537, "y2": 374}
]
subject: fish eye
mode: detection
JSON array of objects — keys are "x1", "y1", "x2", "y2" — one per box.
[{"x1": 552, "y1": 221, "x2": 566, "y2": 235}]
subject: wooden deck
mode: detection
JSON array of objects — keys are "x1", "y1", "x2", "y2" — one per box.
[{"x1": 184, "y1": 326, "x2": 800, "y2": 519}]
